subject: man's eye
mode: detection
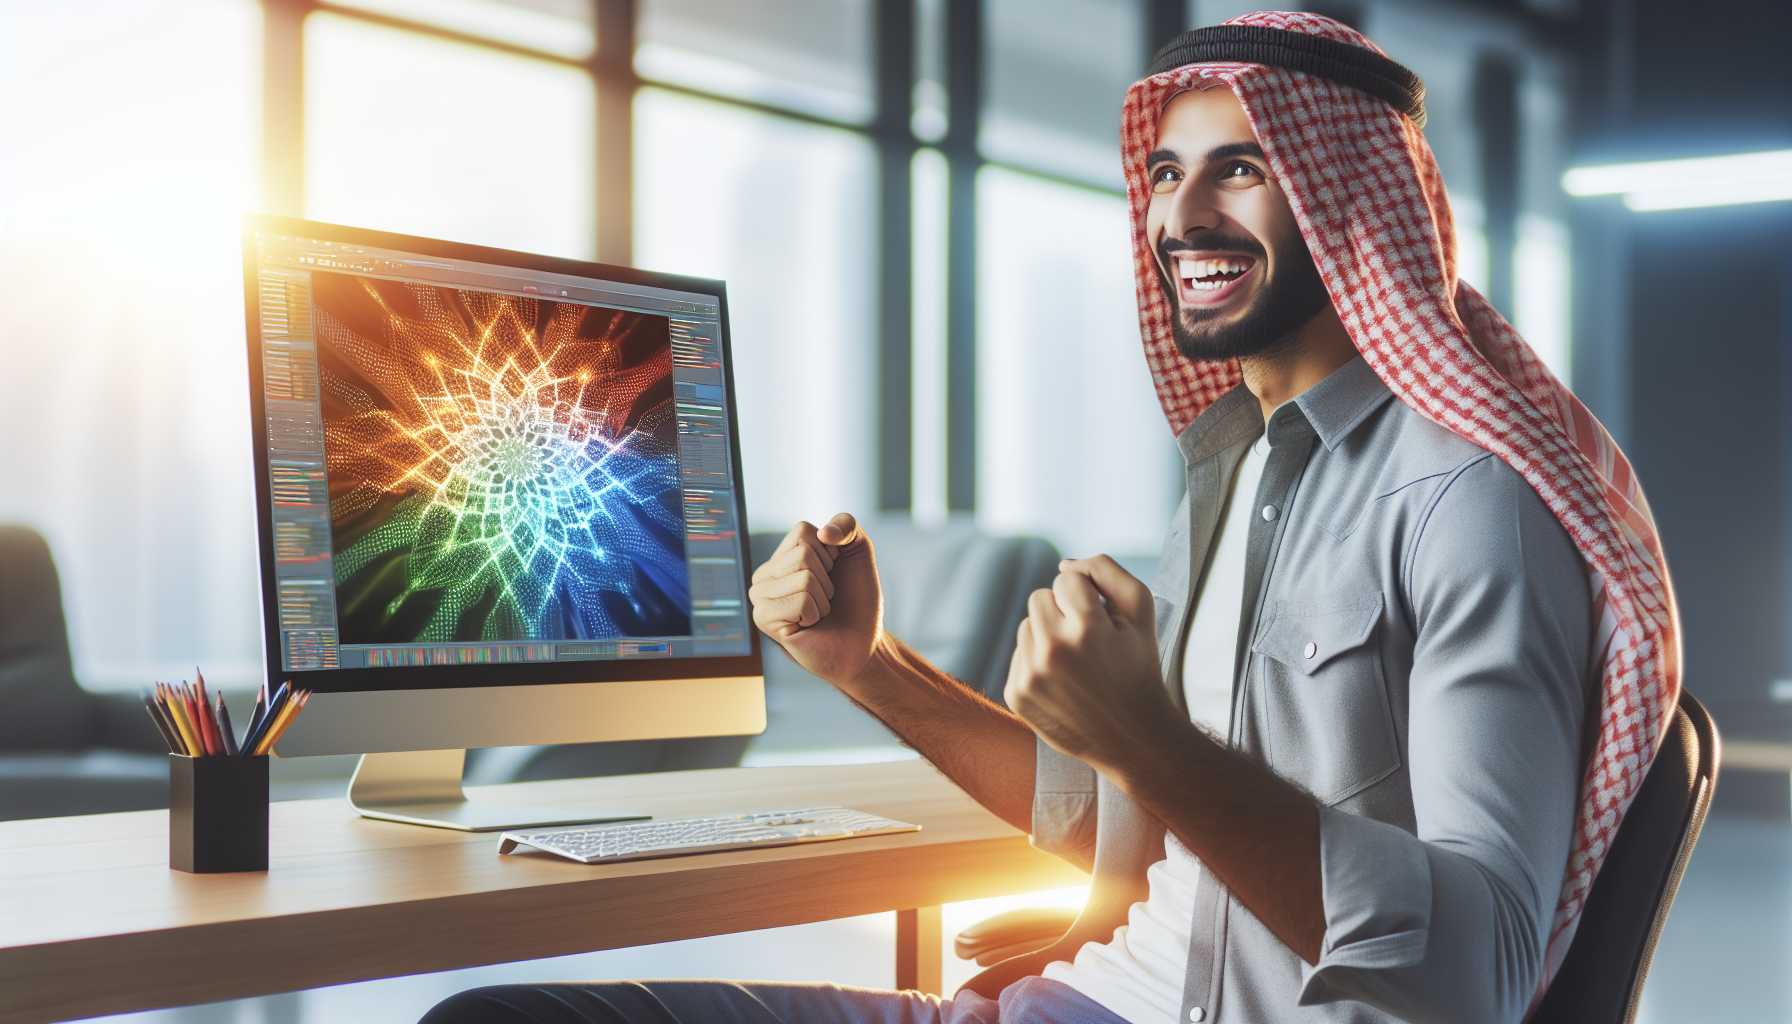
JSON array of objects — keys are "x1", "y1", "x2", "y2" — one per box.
[
  {"x1": 1149, "y1": 165, "x2": 1182, "y2": 194},
  {"x1": 1220, "y1": 161, "x2": 1263, "y2": 183}
]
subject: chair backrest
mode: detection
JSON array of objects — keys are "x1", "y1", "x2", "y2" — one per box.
[
  {"x1": 0, "y1": 525, "x2": 91, "y2": 751},
  {"x1": 1531, "y1": 689, "x2": 1720, "y2": 1024}
]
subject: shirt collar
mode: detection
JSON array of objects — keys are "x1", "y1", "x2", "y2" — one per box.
[
  {"x1": 1291, "y1": 355, "x2": 1396, "y2": 452},
  {"x1": 1174, "y1": 355, "x2": 1394, "y2": 464},
  {"x1": 1175, "y1": 384, "x2": 1262, "y2": 465}
]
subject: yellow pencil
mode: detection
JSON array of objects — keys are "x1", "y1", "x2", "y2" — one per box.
[
  {"x1": 161, "y1": 683, "x2": 197, "y2": 756},
  {"x1": 260, "y1": 689, "x2": 311, "y2": 756},
  {"x1": 159, "y1": 683, "x2": 200, "y2": 756},
  {"x1": 251, "y1": 690, "x2": 306, "y2": 756}
]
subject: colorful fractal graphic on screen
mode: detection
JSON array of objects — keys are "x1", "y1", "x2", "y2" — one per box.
[{"x1": 312, "y1": 272, "x2": 690, "y2": 645}]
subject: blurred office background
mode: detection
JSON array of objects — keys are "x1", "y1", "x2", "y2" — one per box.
[{"x1": 0, "y1": 0, "x2": 1787, "y2": 1020}]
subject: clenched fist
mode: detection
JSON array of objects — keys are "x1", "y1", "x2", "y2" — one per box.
[
  {"x1": 748, "y1": 512, "x2": 884, "y2": 687},
  {"x1": 1005, "y1": 555, "x2": 1178, "y2": 774}
]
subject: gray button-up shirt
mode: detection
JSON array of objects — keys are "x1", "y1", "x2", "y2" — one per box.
[{"x1": 1032, "y1": 357, "x2": 1595, "y2": 1024}]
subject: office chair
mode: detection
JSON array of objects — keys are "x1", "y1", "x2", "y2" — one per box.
[
  {"x1": 955, "y1": 689, "x2": 1721, "y2": 1024},
  {"x1": 1531, "y1": 689, "x2": 1719, "y2": 1023}
]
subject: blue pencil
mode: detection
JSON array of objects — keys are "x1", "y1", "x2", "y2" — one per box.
[
  {"x1": 242, "y1": 682, "x2": 269, "y2": 748},
  {"x1": 241, "y1": 681, "x2": 291, "y2": 756}
]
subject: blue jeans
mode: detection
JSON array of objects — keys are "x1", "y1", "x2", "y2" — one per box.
[{"x1": 419, "y1": 976, "x2": 1127, "y2": 1024}]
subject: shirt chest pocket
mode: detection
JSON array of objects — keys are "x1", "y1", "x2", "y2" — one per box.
[{"x1": 1249, "y1": 591, "x2": 1402, "y2": 806}]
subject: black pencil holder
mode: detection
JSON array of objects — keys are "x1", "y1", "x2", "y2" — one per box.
[{"x1": 169, "y1": 754, "x2": 269, "y2": 873}]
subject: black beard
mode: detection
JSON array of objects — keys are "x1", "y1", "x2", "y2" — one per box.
[{"x1": 1160, "y1": 231, "x2": 1332, "y2": 363}]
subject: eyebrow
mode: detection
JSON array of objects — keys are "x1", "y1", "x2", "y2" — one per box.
[{"x1": 1145, "y1": 141, "x2": 1266, "y2": 167}]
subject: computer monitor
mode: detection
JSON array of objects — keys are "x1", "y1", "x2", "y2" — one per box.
[{"x1": 240, "y1": 215, "x2": 764, "y2": 831}]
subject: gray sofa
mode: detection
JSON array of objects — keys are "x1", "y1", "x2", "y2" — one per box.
[
  {"x1": 1, "y1": 519, "x2": 1062, "y2": 817},
  {"x1": 0, "y1": 526, "x2": 170, "y2": 819}
]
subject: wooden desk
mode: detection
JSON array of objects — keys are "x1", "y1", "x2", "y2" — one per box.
[{"x1": 0, "y1": 760, "x2": 1085, "y2": 1023}]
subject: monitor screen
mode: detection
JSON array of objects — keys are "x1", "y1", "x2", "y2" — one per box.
[{"x1": 243, "y1": 219, "x2": 756, "y2": 692}]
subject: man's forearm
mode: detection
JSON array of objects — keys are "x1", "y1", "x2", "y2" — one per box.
[
  {"x1": 839, "y1": 636, "x2": 1037, "y2": 834},
  {"x1": 1109, "y1": 717, "x2": 1325, "y2": 963}
]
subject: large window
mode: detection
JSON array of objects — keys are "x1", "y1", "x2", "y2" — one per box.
[
  {"x1": 982, "y1": 0, "x2": 1140, "y2": 188},
  {"x1": 0, "y1": 0, "x2": 265, "y2": 692},
  {"x1": 633, "y1": 88, "x2": 880, "y2": 527},
  {"x1": 305, "y1": 11, "x2": 597, "y2": 258},
  {"x1": 636, "y1": 0, "x2": 876, "y2": 123},
  {"x1": 0, "y1": 0, "x2": 1582, "y2": 691},
  {"x1": 975, "y1": 168, "x2": 1178, "y2": 556}
]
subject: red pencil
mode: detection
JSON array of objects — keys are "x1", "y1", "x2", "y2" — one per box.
[
  {"x1": 196, "y1": 669, "x2": 224, "y2": 755},
  {"x1": 188, "y1": 682, "x2": 217, "y2": 756}
]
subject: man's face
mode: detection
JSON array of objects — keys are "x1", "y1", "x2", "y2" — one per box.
[{"x1": 1144, "y1": 86, "x2": 1331, "y2": 363}]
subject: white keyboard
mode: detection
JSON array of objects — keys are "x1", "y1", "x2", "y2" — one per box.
[{"x1": 496, "y1": 806, "x2": 920, "y2": 864}]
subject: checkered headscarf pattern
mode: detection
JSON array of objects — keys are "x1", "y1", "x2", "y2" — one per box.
[{"x1": 1124, "y1": 10, "x2": 1682, "y2": 996}]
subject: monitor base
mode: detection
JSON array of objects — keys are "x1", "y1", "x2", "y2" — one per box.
[{"x1": 347, "y1": 749, "x2": 648, "y2": 833}]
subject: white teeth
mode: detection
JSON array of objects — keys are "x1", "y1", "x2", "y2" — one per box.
[
  {"x1": 1176, "y1": 256, "x2": 1251, "y2": 280},
  {"x1": 1176, "y1": 255, "x2": 1251, "y2": 291}
]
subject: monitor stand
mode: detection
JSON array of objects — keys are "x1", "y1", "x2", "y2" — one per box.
[{"x1": 347, "y1": 749, "x2": 648, "y2": 832}]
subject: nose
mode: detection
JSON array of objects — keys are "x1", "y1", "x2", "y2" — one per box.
[{"x1": 1163, "y1": 177, "x2": 1221, "y2": 242}]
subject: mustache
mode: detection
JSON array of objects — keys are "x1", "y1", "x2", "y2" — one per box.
[{"x1": 1158, "y1": 234, "x2": 1265, "y2": 267}]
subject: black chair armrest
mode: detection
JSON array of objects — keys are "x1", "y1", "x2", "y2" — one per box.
[{"x1": 953, "y1": 907, "x2": 1078, "y2": 967}]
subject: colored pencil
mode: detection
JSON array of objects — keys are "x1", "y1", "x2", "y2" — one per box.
[
  {"x1": 198, "y1": 674, "x2": 225, "y2": 756},
  {"x1": 152, "y1": 690, "x2": 186, "y2": 754},
  {"x1": 142, "y1": 686, "x2": 175, "y2": 749},
  {"x1": 177, "y1": 683, "x2": 197, "y2": 753},
  {"x1": 242, "y1": 681, "x2": 270, "y2": 746},
  {"x1": 160, "y1": 683, "x2": 200, "y2": 756},
  {"x1": 260, "y1": 689, "x2": 312, "y2": 754},
  {"x1": 217, "y1": 694, "x2": 240, "y2": 757},
  {"x1": 196, "y1": 668, "x2": 225, "y2": 744},
  {"x1": 242, "y1": 682, "x2": 291, "y2": 755},
  {"x1": 141, "y1": 689, "x2": 181, "y2": 754},
  {"x1": 250, "y1": 695, "x2": 301, "y2": 757},
  {"x1": 252, "y1": 690, "x2": 301, "y2": 756},
  {"x1": 143, "y1": 670, "x2": 309, "y2": 758},
  {"x1": 183, "y1": 681, "x2": 200, "y2": 754},
  {"x1": 189, "y1": 682, "x2": 218, "y2": 756}
]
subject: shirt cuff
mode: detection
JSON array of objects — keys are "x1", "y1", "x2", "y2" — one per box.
[
  {"x1": 1297, "y1": 804, "x2": 1433, "y2": 1006},
  {"x1": 1030, "y1": 735, "x2": 1098, "y2": 860}
]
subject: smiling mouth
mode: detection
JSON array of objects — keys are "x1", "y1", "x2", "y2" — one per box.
[{"x1": 1171, "y1": 253, "x2": 1258, "y2": 307}]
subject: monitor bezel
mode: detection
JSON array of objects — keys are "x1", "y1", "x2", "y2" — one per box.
[{"x1": 241, "y1": 214, "x2": 762, "y2": 695}]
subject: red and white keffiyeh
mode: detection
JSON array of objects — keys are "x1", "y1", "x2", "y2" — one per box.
[{"x1": 1123, "y1": 10, "x2": 1682, "y2": 994}]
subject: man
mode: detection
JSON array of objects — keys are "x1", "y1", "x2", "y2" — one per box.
[{"x1": 424, "y1": 11, "x2": 1679, "y2": 1024}]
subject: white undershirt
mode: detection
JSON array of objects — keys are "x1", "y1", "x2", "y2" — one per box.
[{"x1": 1045, "y1": 428, "x2": 1272, "y2": 1024}]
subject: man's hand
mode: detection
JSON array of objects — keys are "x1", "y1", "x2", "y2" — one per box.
[
  {"x1": 748, "y1": 512, "x2": 884, "y2": 687},
  {"x1": 1004, "y1": 555, "x2": 1178, "y2": 776}
]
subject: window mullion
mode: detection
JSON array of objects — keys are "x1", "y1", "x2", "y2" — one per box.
[
  {"x1": 593, "y1": 0, "x2": 637, "y2": 266},
  {"x1": 944, "y1": 0, "x2": 981, "y2": 513},
  {"x1": 875, "y1": 0, "x2": 917, "y2": 512}
]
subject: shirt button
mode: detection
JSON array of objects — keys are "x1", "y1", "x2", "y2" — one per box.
[
  {"x1": 1303, "y1": 641, "x2": 1318, "y2": 659},
  {"x1": 1188, "y1": 1008, "x2": 1207, "y2": 1022},
  {"x1": 1260, "y1": 504, "x2": 1278, "y2": 522}
]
